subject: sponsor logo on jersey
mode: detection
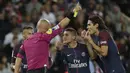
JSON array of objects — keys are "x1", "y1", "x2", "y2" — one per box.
[
  {"x1": 100, "y1": 41, "x2": 107, "y2": 44},
  {"x1": 68, "y1": 63, "x2": 87, "y2": 68},
  {"x1": 68, "y1": 59, "x2": 87, "y2": 68}
]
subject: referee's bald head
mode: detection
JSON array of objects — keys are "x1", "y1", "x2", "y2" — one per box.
[{"x1": 37, "y1": 18, "x2": 51, "y2": 33}]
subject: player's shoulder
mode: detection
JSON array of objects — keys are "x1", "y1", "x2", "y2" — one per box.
[
  {"x1": 77, "y1": 42, "x2": 89, "y2": 53},
  {"x1": 99, "y1": 30, "x2": 110, "y2": 36},
  {"x1": 100, "y1": 30, "x2": 109, "y2": 34},
  {"x1": 77, "y1": 42, "x2": 86, "y2": 47}
]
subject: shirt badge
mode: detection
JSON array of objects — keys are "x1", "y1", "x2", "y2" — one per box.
[{"x1": 81, "y1": 52, "x2": 86, "y2": 57}]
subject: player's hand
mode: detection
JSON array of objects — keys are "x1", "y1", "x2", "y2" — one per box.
[
  {"x1": 81, "y1": 30, "x2": 91, "y2": 44},
  {"x1": 84, "y1": 31, "x2": 93, "y2": 43},
  {"x1": 55, "y1": 41, "x2": 63, "y2": 51},
  {"x1": 81, "y1": 30, "x2": 86, "y2": 38},
  {"x1": 73, "y1": 2, "x2": 82, "y2": 12},
  {"x1": 10, "y1": 63, "x2": 15, "y2": 72}
]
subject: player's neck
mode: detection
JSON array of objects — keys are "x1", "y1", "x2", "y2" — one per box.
[
  {"x1": 95, "y1": 30, "x2": 99, "y2": 36},
  {"x1": 68, "y1": 41, "x2": 77, "y2": 48}
]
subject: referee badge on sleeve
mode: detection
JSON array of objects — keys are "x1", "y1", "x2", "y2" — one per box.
[{"x1": 46, "y1": 28, "x2": 52, "y2": 34}]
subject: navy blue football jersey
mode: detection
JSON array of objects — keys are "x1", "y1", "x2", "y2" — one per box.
[
  {"x1": 55, "y1": 42, "x2": 91, "y2": 73},
  {"x1": 92, "y1": 30, "x2": 125, "y2": 73}
]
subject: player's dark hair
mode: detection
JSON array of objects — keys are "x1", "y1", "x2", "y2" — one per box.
[
  {"x1": 64, "y1": 28, "x2": 77, "y2": 36},
  {"x1": 22, "y1": 26, "x2": 33, "y2": 34},
  {"x1": 23, "y1": 26, "x2": 33, "y2": 31},
  {"x1": 88, "y1": 15, "x2": 108, "y2": 30}
]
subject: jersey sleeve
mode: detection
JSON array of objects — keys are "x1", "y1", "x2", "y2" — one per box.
[
  {"x1": 46, "y1": 24, "x2": 63, "y2": 41},
  {"x1": 11, "y1": 48, "x2": 20, "y2": 64},
  {"x1": 99, "y1": 31, "x2": 110, "y2": 46},
  {"x1": 17, "y1": 45, "x2": 25, "y2": 59}
]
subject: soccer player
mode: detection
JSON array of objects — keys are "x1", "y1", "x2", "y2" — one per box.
[
  {"x1": 82, "y1": 15, "x2": 125, "y2": 73},
  {"x1": 53, "y1": 28, "x2": 96, "y2": 73},
  {"x1": 17, "y1": 3, "x2": 82, "y2": 73},
  {"x1": 12, "y1": 26, "x2": 34, "y2": 73}
]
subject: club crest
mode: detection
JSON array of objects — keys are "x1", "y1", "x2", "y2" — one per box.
[{"x1": 81, "y1": 52, "x2": 85, "y2": 57}]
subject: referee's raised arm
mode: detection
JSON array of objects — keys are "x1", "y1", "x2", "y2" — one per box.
[
  {"x1": 45, "y1": 3, "x2": 82, "y2": 41},
  {"x1": 58, "y1": 3, "x2": 82, "y2": 28}
]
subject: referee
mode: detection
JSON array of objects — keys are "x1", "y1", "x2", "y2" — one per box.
[
  {"x1": 17, "y1": 3, "x2": 82, "y2": 73},
  {"x1": 14, "y1": 26, "x2": 34, "y2": 73}
]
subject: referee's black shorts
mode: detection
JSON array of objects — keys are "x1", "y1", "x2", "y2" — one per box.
[{"x1": 27, "y1": 67, "x2": 49, "y2": 73}]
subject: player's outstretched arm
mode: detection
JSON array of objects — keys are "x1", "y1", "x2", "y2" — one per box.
[
  {"x1": 59, "y1": 3, "x2": 82, "y2": 28},
  {"x1": 14, "y1": 57, "x2": 22, "y2": 73}
]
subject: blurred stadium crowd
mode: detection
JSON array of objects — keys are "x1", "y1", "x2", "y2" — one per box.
[{"x1": 0, "y1": 0, "x2": 130, "y2": 73}]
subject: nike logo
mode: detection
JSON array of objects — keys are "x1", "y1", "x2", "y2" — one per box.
[{"x1": 67, "y1": 54, "x2": 72, "y2": 56}]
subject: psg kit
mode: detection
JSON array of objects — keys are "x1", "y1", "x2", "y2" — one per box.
[
  {"x1": 92, "y1": 30, "x2": 125, "y2": 73},
  {"x1": 55, "y1": 43, "x2": 91, "y2": 73}
]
